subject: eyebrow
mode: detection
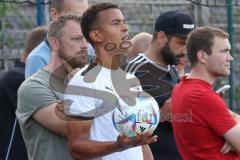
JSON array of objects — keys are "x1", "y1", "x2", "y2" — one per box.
[{"x1": 70, "y1": 33, "x2": 84, "y2": 37}]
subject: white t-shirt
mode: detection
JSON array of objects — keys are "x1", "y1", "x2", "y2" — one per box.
[{"x1": 64, "y1": 64, "x2": 143, "y2": 160}]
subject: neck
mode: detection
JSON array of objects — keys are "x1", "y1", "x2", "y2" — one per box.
[
  {"x1": 188, "y1": 66, "x2": 215, "y2": 85},
  {"x1": 144, "y1": 45, "x2": 167, "y2": 67},
  {"x1": 94, "y1": 46, "x2": 121, "y2": 70},
  {"x1": 45, "y1": 52, "x2": 69, "y2": 78}
]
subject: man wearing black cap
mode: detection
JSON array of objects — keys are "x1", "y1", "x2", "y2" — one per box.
[{"x1": 123, "y1": 10, "x2": 194, "y2": 159}]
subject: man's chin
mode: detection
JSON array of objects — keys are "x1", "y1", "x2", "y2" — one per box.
[
  {"x1": 218, "y1": 70, "x2": 231, "y2": 77},
  {"x1": 225, "y1": 71, "x2": 231, "y2": 77},
  {"x1": 69, "y1": 59, "x2": 87, "y2": 69}
]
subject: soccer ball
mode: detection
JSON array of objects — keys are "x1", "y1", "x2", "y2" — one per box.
[{"x1": 112, "y1": 96, "x2": 160, "y2": 138}]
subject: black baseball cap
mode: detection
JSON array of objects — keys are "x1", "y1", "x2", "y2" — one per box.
[{"x1": 154, "y1": 10, "x2": 194, "y2": 38}]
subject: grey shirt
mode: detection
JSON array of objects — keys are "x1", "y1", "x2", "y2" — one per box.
[{"x1": 16, "y1": 69, "x2": 72, "y2": 160}]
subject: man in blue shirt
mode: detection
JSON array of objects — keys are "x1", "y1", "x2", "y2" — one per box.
[{"x1": 25, "y1": 0, "x2": 92, "y2": 78}]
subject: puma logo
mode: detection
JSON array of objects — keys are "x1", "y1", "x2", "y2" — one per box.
[{"x1": 105, "y1": 86, "x2": 113, "y2": 91}]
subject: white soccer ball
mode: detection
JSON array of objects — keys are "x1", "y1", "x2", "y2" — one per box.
[{"x1": 113, "y1": 96, "x2": 160, "y2": 138}]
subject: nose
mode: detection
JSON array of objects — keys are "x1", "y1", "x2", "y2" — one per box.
[
  {"x1": 80, "y1": 38, "x2": 89, "y2": 50},
  {"x1": 227, "y1": 52, "x2": 234, "y2": 61},
  {"x1": 121, "y1": 23, "x2": 128, "y2": 33},
  {"x1": 181, "y1": 45, "x2": 187, "y2": 55}
]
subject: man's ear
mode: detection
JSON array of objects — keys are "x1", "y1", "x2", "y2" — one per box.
[
  {"x1": 197, "y1": 50, "x2": 208, "y2": 64},
  {"x1": 89, "y1": 30, "x2": 103, "y2": 43},
  {"x1": 50, "y1": 8, "x2": 58, "y2": 21},
  {"x1": 49, "y1": 37, "x2": 60, "y2": 52},
  {"x1": 156, "y1": 31, "x2": 168, "y2": 45}
]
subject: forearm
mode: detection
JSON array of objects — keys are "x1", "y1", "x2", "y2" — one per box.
[
  {"x1": 142, "y1": 145, "x2": 153, "y2": 160},
  {"x1": 69, "y1": 139, "x2": 125, "y2": 160},
  {"x1": 33, "y1": 103, "x2": 67, "y2": 137}
]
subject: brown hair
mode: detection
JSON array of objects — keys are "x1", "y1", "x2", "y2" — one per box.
[
  {"x1": 47, "y1": 14, "x2": 81, "y2": 40},
  {"x1": 22, "y1": 26, "x2": 48, "y2": 61},
  {"x1": 186, "y1": 26, "x2": 229, "y2": 67}
]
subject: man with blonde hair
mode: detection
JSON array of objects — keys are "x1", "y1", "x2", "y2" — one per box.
[{"x1": 17, "y1": 14, "x2": 88, "y2": 160}]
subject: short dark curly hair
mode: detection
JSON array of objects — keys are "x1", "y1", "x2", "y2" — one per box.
[{"x1": 81, "y1": 3, "x2": 119, "y2": 46}]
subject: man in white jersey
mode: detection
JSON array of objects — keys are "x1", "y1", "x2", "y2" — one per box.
[{"x1": 64, "y1": 3, "x2": 157, "y2": 160}]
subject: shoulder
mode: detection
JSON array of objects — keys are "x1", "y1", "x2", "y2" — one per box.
[
  {"x1": 201, "y1": 91, "x2": 224, "y2": 104},
  {"x1": 66, "y1": 64, "x2": 100, "y2": 98},
  {"x1": 123, "y1": 53, "x2": 147, "y2": 73},
  {"x1": 18, "y1": 77, "x2": 39, "y2": 96},
  {"x1": 64, "y1": 64, "x2": 101, "y2": 116},
  {"x1": 27, "y1": 41, "x2": 50, "y2": 60},
  {"x1": 17, "y1": 70, "x2": 60, "y2": 115},
  {"x1": 1, "y1": 68, "x2": 24, "y2": 86},
  {"x1": 195, "y1": 91, "x2": 228, "y2": 113},
  {"x1": 18, "y1": 70, "x2": 49, "y2": 97},
  {"x1": 69, "y1": 64, "x2": 95, "y2": 86}
]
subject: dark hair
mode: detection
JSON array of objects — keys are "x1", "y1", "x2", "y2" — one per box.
[
  {"x1": 186, "y1": 26, "x2": 229, "y2": 67},
  {"x1": 81, "y1": 3, "x2": 118, "y2": 45},
  {"x1": 151, "y1": 31, "x2": 172, "y2": 43}
]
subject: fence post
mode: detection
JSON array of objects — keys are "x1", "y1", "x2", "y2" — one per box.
[{"x1": 36, "y1": 0, "x2": 45, "y2": 26}]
